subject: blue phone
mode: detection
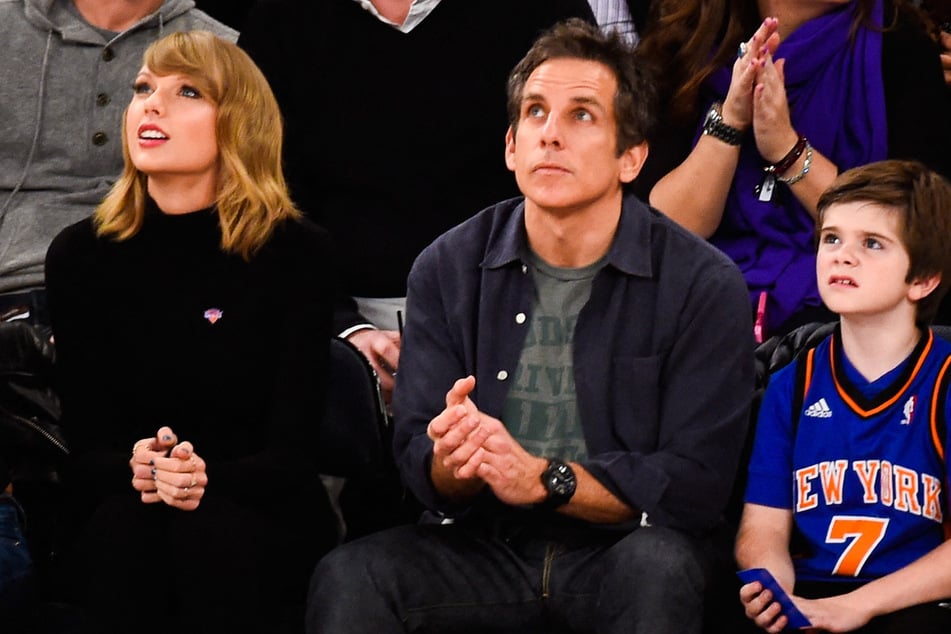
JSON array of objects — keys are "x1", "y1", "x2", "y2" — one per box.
[{"x1": 737, "y1": 568, "x2": 812, "y2": 629}]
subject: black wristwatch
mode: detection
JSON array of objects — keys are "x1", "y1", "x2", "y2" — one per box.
[
  {"x1": 538, "y1": 459, "x2": 577, "y2": 510},
  {"x1": 702, "y1": 102, "x2": 743, "y2": 146}
]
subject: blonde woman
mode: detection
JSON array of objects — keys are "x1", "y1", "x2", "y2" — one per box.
[{"x1": 45, "y1": 31, "x2": 337, "y2": 633}]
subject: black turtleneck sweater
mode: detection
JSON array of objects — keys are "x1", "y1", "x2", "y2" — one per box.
[{"x1": 44, "y1": 199, "x2": 337, "y2": 624}]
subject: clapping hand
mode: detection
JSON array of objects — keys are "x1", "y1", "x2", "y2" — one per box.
[
  {"x1": 723, "y1": 17, "x2": 780, "y2": 132},
  {"x1": 428, "y1": 376, "x2": 547, "y2": 506}
]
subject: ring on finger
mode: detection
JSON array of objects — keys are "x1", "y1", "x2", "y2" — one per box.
[
  {"x1": 737, "y1": 41, "x2": 748, "y2": 59},
  {"x1": 190, "y1": 474, "x2": 197, "y2": 488}
]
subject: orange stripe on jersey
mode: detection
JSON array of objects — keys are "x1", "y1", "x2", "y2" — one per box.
[
  {"x1": 803, "y1": 348, "x2": 815, "y2": 400},
  {"x1": 931, "y1": 354, "x2": 951, "y2": 462},
  {"x1": 833, "y1": 330, "x2": 934, "y2": 418}
]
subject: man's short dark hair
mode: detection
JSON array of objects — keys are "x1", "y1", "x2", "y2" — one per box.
[
  {"x1": 506, "y1": 18, "x2": 657, "y2": 157},
  {"x1": 817, "y1": 159, "x2": 951, "y2": 326}
]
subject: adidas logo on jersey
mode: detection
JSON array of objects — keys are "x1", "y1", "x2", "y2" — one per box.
[{"x1": 804, "y1": 398, "x2": 832, "y2": 418}]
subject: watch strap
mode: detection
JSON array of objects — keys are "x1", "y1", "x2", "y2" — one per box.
[{"x1": 703, "y1": 103, "x2": 743, "y2": 146}]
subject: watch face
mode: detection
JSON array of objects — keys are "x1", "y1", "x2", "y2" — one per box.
[
  {"x1": 547, "y1": 475, "x2": 569, "y2": 495},
  {"x1": 545, "y1": 461, "x2": 577, "y2": 498}
]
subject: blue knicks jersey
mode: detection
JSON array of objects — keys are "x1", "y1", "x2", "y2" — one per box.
[{"x1": 748, "y1": 327, "x2": 951, "y2": 583}]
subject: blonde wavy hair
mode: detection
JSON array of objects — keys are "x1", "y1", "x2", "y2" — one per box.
[{"x1": 95, "y1": 30, "x2": 300, "y2": 259}]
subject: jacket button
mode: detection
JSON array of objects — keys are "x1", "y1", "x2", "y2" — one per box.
[
  {"x1": 96, "y1": 93, "x2": 110, "y2": 107},
  {"x1": 515, "y1": 313, "x2": 526, "y2": 324},
  {"x1": 92, "y1": 132, "x2": 108, "y2": 146},
  {"x1": 102, "y1": 47, "x2": 115, "y2": 61},
  {"x1": 496, "y1": 370, "x2": 508, "y2": 381}
]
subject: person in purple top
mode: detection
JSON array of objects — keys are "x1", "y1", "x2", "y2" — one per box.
[{"x1": 638, "y1": 0, "x2": 951, "y2": 340}]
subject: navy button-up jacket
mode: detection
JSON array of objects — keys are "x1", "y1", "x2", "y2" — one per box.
[{"x1": 392, "y1": 194, "x2": 754, "y2": 536}]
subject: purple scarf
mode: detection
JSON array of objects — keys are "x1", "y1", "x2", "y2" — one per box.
[{"x1": 703, "y1": 0, "x2": 887, "y2": 334}]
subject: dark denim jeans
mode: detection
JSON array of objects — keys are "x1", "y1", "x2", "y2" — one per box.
[
  {"x1": 0, "y1": 494, "x2": 35, "y2": 614},
  {"x1": 307, "y1": 518, "x2": 712, "y2": 633}
]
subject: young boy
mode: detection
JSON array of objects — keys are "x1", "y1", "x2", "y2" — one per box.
[{"x1": 735, "y1": 159, "x2": 951, "y2": 633}]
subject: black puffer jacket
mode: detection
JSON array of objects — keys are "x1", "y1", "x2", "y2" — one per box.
[{"x1": 0, "y1": 321, "x2": 66, "y2": 490}]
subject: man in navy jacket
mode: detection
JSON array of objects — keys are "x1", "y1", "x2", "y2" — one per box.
[{"x1": 307, "y1": 18, "x2": 754, "y2": 634}]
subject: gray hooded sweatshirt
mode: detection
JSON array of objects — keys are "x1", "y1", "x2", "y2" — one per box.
[{"x1": 0, "y1": 0, "x2": 237, "y2": 293}]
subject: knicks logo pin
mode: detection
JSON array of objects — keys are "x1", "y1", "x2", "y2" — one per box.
[{"x1": 203, "y1": 308, "x2": 224, "y2": 324}]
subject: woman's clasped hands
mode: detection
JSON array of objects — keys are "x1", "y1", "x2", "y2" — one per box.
[
  {"x1": 129, "y1": 425, "x2": 208, "y2": 510},
  {"x1": 725, "y1": 17, "x2": 801, "y2": 164}
]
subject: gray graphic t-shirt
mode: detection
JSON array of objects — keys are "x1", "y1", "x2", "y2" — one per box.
[{"x1": 501, "y1": 251, "x2": 604, "y2": 461}]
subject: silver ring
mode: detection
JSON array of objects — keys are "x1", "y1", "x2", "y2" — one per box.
[
  {"x1": 737, "y1": 42, "x2": 748, "y2": 59},
  {"x1": 183, "y1": 486, "x2": 190, "y2": 495},
  {"x1": 190, "y1": 474, "x2": 197, "y2": 487}
]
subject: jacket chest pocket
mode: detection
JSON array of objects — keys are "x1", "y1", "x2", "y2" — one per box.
[{"x1": 610, "y1": 355, "x2": 662, "y2": 449}]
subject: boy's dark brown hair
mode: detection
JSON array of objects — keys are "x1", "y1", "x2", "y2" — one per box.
[
  {"x1": 506, "y1": 18, "x2": 657, "y2": 157},
  {"x1": 816, "y1": 159, "x2": 951, "y2": 326}
]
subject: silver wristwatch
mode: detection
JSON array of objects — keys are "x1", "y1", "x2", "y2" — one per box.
[{"x1": 702, "y1": 102, "x2": 743, "y2": 146}]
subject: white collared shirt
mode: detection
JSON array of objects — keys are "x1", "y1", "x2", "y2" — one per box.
[
  {"x1": 588, "y1": 0, "x2": 638, "y2": 46},
  {"x1": 352, "y1": 0, "x2": 443, "y2": 33}
]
